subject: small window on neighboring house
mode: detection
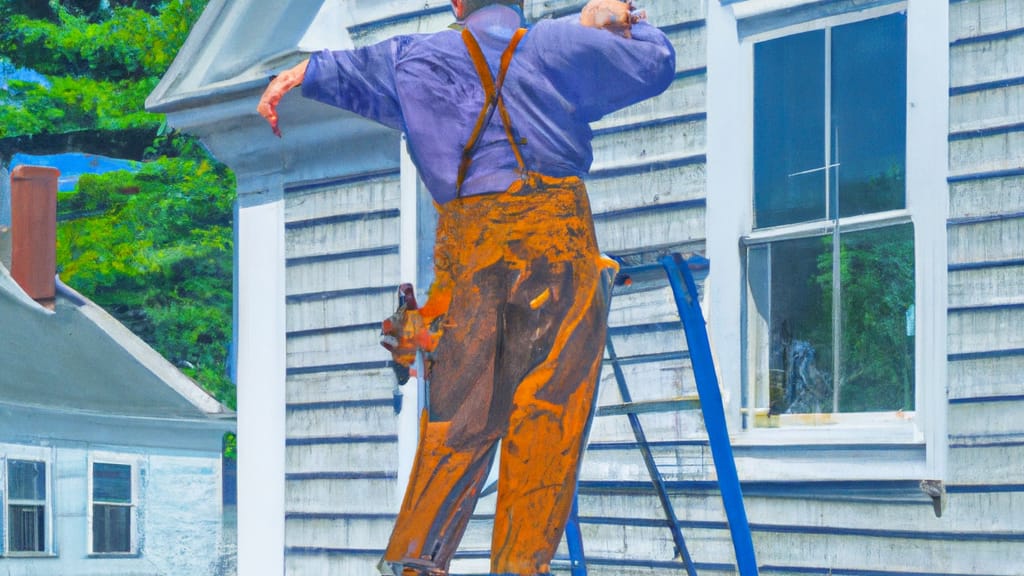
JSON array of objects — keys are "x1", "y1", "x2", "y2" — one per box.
[
  {"x1": 91, "y1": 462, "x2": 134, "y2": 554},
  {"x1": 746, "y1": 12, "x2": 915, "y2": 425},
  {"x1": 6, "y1": 460, "x2": 48, "y2": 553}
]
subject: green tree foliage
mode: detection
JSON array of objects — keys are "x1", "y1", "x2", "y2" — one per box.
[
  {"x1": 2, "y1": 1, "x2": 237, "y2": 411},
  {"x1": 57, "y1": 150, "x2": 236, "y2": 407},
  {"x1": 0, "y1": 0, "x2": 205, "y2": 138}
]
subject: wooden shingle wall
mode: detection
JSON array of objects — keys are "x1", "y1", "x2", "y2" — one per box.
[
  {"x1": 283, "y1": 171, "x2": 403, "y2": 575},
  {"x1": 946, "y1": 0, "x2": 1024, "y2": 527}
]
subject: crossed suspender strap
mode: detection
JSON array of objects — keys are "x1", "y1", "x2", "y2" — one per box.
[{"x1": 456, "y1": 27, "x2": 529, "y2": 197}]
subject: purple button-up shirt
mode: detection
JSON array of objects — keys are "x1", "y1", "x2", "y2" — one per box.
[{"x1": 302, "y1": 6, "x2": 676, "y2": 204}]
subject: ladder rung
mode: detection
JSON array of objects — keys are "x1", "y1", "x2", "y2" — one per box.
[{"x1": 596, "y1": 396, "x2": 701, "y2": 417}]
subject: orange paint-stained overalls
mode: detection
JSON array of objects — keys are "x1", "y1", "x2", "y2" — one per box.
[{"x1": 382, "y1": 27, "x2": 618, "y2": 576}]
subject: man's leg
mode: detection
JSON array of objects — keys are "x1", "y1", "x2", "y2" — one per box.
[
  {"x1": 490, "y1": 257, "x2": 612, "y2": 575},
  {"x1": 383, "y1": 260, "x2": 514, "y2": 574}
]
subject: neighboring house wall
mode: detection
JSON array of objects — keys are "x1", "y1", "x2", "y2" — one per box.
[{"x1": 0, "y1": 440, "x2": 224, "y2": 576}]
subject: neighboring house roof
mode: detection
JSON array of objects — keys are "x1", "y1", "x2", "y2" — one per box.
[{"x1": 0, "y1": 262, "x2": 231, "y2": 420}]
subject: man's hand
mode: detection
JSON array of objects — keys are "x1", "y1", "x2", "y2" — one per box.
[
  {"x1": 257, "y1": 59, "x2": 309, "y2": 138},
  {"x1": 380, "y1": 308, "x2": 433, "y2": 368},
  {"x1": 581, "y1": 0, "x2": 646, "y2": 39}
]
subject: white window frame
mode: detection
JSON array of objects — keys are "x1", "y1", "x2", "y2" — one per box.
[
  {"x1": 87, "y1": 452, "x2": 140, "y2": 556},
  {"x1": 1, "y1": 445, "x2": 56, "y2": 557},
  {"x1": 706, "y1": 0, "x2": 948, "y2": 480}
]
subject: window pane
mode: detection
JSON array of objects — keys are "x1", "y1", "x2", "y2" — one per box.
[
  {"x1": 836, "y1": 224, "x2": 915, "y2": 412},
  {"x1": 766, "y1": 235, "x2": 834, "y2": 414},
  {"x1": 93, "y1": 504, "x2": 131, "y2": 553},
  {"x1": 831, "y1": 13, "x2": 907, "y2": 218},
  {"x1": 93, "y1": 463, "x2": 131, "y2": 503},
  {"x1": 8, "y1": 460, "x2": 45, "y2": 501},
  {"x1": 9, "y1": 505, "x2": 45, "y2": 552},
  {"x1": 754, "y1": 30, "x2": 826, "y2": 228}
]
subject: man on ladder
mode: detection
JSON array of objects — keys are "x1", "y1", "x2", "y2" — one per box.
[{"x1": 258, "y1": 1, "x2": 675, "y2": 574}]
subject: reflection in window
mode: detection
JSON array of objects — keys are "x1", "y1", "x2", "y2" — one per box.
[
  {"x1": 749, "y1": 226, "x2": 915, "y2": 416},
  {"x1": 748, "y1": 12, "x2": 913, "y2": 421}
]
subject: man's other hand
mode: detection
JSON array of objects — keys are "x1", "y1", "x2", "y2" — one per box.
[
  {"x1": 257, "y1": 59, "x2": 309, "y2": 138},
  {"x1": 581, "y1": 0, "x2": 646, "y2": 39}
]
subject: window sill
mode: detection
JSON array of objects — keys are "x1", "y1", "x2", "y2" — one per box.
[
  {"x1": 1, "y1": 552, "x2": 58, "y2": 558},
  {"x1": 730, "y1": 416, "x2": 930, "y2": 482},
  {"x1": 87, "y1": 552, "x2": 140, "y2": 559}
]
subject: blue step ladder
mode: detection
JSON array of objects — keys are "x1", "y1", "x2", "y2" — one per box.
[{"x1": 564, "y1": 253, "x2": 759, "y2": 576}]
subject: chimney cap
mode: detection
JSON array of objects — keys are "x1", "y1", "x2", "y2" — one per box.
[{"x1": 12, "y1": 165, "x2": 60, "y2": 181}]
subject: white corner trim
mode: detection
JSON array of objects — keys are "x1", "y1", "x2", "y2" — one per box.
[
  {"x1": 236, "y1": 195, "x2": 287, "y2": 576},
  {"x1": 706, "y1": 0, "x2": 754, "y2": 431},
  {"x1": 905, "y1": 0, "x2": 949, "y2": 480}
]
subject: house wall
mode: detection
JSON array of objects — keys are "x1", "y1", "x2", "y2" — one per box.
[
  {"x1": 163, "y1": 0, "x2": 1024, "y2": 574},
  {"x1": 0, "y1": 438, "x2": 226, "y2": 576}
]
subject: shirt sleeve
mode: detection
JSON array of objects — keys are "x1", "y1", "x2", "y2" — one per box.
[
  {"x1": 537, "y1": 17, "x2": 677, "y2": 122},
  {"x1": 301, "y1": 36, "x2": 415, "y2": 131}
]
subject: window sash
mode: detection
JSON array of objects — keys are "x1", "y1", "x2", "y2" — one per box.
[
  {"x1": 89, "y1": 459, "x2": 136, "y2": 555},
  {"x1": 8, "y1": 505, "x2": 45, "y2": 553},
  {"x1": 5, "y1": 459, "x2": 48, "y2": 554},
  {"x1": 745, "y1": 219, "x2": 916, "y2": 421},
  {"x1": 752, "y1": 11, "x2": 907, "y2": 231}
]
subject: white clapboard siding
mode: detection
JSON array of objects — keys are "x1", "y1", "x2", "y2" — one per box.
[
  {"x1": 943, "y1": 15, "x2": 1024, "y2": 576},
  {"x1": 284, "y1": 170, "x2": 405, "y2": 575},
  {"x1": 949, "y1": 0, "x2": 1024, "y2": 41},
  {"x1": 948, "y1": 307, "x2": 1024, "y2": 355},
  {"x1": 948, "y1": 174, "x2": 1024, "y2": 219},
  {"x1": 286, "y1": 368, "x2": 394, "y2": 404},
  {"x1": 948, "y1": 354, "x2": 1024, "y2": 400},
  {"x1": 949, "y1": 27, "x2": 1024, "y2": 90}
]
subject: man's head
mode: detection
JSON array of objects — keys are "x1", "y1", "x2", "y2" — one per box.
[{"x1": 450, "y1": 0, "x2": 524, "y2": 20}]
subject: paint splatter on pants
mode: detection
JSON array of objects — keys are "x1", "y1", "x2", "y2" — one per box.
[{"x1": 383, "y1": 173, "x2": 616, "y2": 576}]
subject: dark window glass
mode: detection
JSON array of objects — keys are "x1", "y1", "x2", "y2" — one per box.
[
  {"x1": 831, "y1": 14, "x2": 907, "y2": 218},
  {"x1": 763, "y1": 235, "x2": 835, "y2": 414},
  {"x1": 93, "y1": 504, "x2": 131, "y2": 553},
  {"x1": 754, "y1": 13, "x2": 907, "y2": 228},
  {"x1": 750, "y1": 223, "x2": 915, "y2": 415},
  {"x1": 93, "y1": 463, "x2": 131, "y2": 503},
  {"x1": 754, "y1": 30, "x2": 826, "y2": 228},
  {"x1": 836, "y1": 224, "x2": 915, "y2": 412},
  {"x1": 9, "y1": 505, "x2": 45, "y2": 552},
  {"x1": 8, "y1": 460, "x2": 45, "y2": 501}
]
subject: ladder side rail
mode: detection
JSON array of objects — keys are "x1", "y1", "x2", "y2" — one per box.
[
  {"x1": 605, "y1": 335, "x2": 698, "y2": 576},
  {"x1": 565, "y1": 494, "x2": 588, "y2": 576},
  {"x1": 660, "y1": 254, "x2": 759, "y2": 576}
]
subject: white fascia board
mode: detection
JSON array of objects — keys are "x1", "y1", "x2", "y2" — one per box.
[{"x1": 731, "y1": 0, "x2": 822, "y2": 19}]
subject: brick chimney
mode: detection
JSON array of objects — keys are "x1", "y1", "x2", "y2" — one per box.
[{"x1": 10, "y1": 165, "x2": 59, "y2": 310}]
